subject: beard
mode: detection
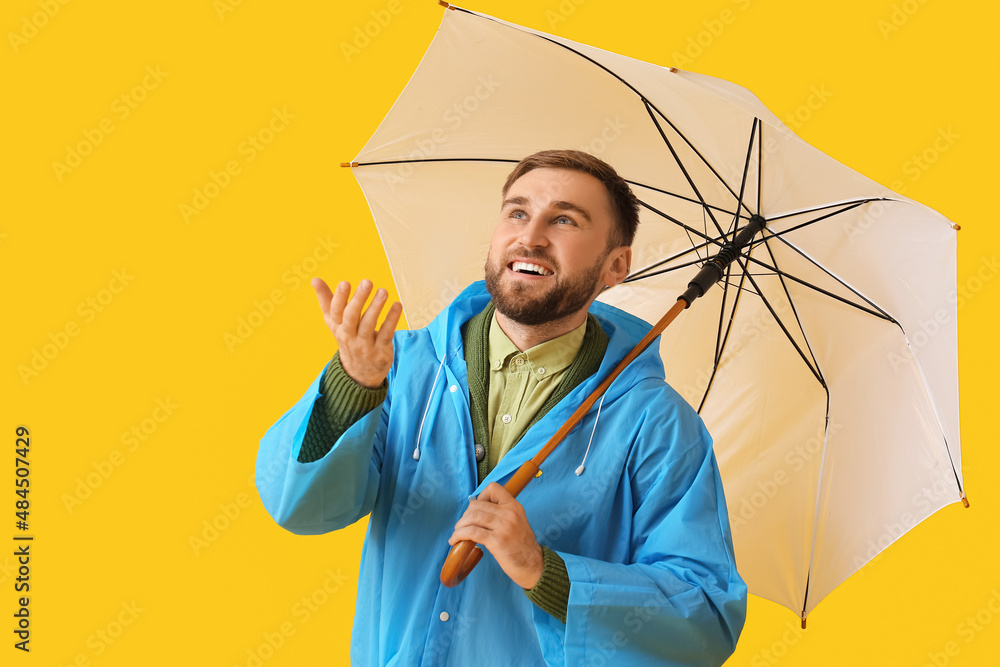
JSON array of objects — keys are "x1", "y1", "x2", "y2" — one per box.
[{"x1": 484, "y1": 248, "x2": 607, "y2": 326}]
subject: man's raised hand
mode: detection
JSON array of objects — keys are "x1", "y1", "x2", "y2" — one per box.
[{"x1": 311, "y1": 278, "x2": 403, "y2": 389}]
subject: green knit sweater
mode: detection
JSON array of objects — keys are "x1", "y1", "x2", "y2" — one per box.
[{"x1": 299, "y1": 303, "x2": 609, "y2": 623}]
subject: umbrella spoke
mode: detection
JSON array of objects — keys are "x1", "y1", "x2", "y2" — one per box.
[
  {"x1": 734, "y1": 254, "x2": 827, "y2": 387},
  {"x1": 622, "y1": 257, "x2": 714, "y2": 283},
  {"x1": 749, "y1": 232, "x2": 898, "y2": 323},
  {"x1": 353, "y1": 156, "x2": 520, "y2": 168},
  {"x1": 642, "y1": 101, "x2": 727, "y2": 239},
  {"x1": 757, "y1": 122, "x2": 764, "y2": 217},
  {"x1": 733, "y1": 118, "x2": 761, "y2": 230},
  {"x1": 644, "y1": 101, "x2": 758, "y2": 220},
  {"x1": 629, "y1": 180, "x2": 747, "y2": 220},
  {"x1": 626, "y1": 237, "x2": 720, "y2": 282},
  {"x1": 756, "y1": 233, "x2": 826, "y2": 383},
  {"x1": 765, "y1": 198, "x2": 896, "y2": 238},
  {"x1": 696, "y1": 259, "x2": 751, "y2": 413}
]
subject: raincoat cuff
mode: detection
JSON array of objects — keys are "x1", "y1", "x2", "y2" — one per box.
[
  {"x1": 297, "y1": 353, "x2": 387, "y2": 463},
  {"x1": 525, "y1": 546, "x2": 570, "y2": 624}
]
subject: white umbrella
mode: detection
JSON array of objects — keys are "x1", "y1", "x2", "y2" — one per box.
[{"x1": 342, "y1": 3, "x2": 964, "y2": 625}]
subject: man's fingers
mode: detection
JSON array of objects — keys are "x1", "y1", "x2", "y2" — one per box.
[
  {"x1": 326, "y1": 280, "x2": 352, "y2": 328},
  {"x1": 340, "y1": 279, "x2": 373, "y2": 332},
  {"x1": 358, "y1": 287, "x2": 389, "y2": 335},
  {"x1": 455, "y1": 503, "x2": 500, "y2": 529},
  {"x1": 311, "y1": 277, "x2": 336, "y2": 319},
  {"x1": 477, "y1": 482, "x2": 515, "y2": 505},
  {"x1": 448, "y1": 525, "x2": 490, "y2": 546},
  {"x1": 376, "y1": 301, "x2": 403, "y2": 345}
]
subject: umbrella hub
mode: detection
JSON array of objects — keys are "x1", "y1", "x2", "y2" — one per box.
[{"x1": 680, "y1": 214, "x2": 766, "y2": 307}]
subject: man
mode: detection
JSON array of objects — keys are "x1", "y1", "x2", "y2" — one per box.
[{"x1": 256, "y1": 150, "x2": 747, "y2": 665}]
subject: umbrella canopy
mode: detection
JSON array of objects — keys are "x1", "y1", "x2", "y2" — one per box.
[{"x1": 343, "y1": 4, "x2": 964, "y2": 623}]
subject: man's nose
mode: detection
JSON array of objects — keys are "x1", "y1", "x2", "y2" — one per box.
[{"x1": 517, "y1": 219, "x2": 549, "y2": 247}]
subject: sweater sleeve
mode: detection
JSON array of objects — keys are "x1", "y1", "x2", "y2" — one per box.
[
  {"x1": 525, "y1": 546, "x2": 571, "y2": 623},
  {"x1": 298, "y1": 352, "x2": 388, "y2": 463}
]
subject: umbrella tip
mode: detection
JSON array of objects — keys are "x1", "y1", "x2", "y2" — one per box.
[
  {"x1": 438, "y1": 1, "x2": 454, "y2": 8},
  {"x1": 668, "y1": 67, "x2": 679, "y2": 73},
  {"x1": 952, "y1": 222, "x2": 961, "y2": 231},
  {"x1": 801, "y1": 617, "x2": 807, "y2": 630},
  {"x1": 962, "y1": 495, "x2": 970, "y2": 508},
  {"x1": 340, "y1": 161, "x2": 358, "y2": 168}
]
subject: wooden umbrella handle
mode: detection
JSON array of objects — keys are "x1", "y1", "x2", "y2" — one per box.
[
  {"x1": 438, "y1": 299, "x2": 690, "y2": 588},
  {"x1": 437, "y1": 220, "x2": 766, "y2": 588},
  {"x1": 441, "y1": 540, "x2": 483, "y2": 588},
  {"x1": 440, "y1": 461, "x2": 541, "y2": 587},
  {"x1": 439, "y1": 305, "x2": 688, "y2": 588},
  {"x1": 440, "y1": 540, "x2": 484, "y2": 587}
]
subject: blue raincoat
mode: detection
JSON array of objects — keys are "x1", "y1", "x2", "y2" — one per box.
[{"x1": 256, "y1": 281, "x2": 746, "y2": 666}]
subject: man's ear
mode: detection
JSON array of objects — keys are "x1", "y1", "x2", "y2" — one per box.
[{"x1": 602, "y1": 247, "x2": 631, "y2": 288}]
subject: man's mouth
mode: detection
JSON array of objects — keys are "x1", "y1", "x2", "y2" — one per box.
[{"x1": 509, "y1": 261, "x2": 554, "y2": 277}]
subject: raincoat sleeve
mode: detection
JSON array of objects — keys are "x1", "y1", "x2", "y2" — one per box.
[
  {"x1": 255, "y1": 362, "x2": 388, "y2": 535},
  {"x1": 532, "y1": 419, "x2": 747, "y2": 666}
]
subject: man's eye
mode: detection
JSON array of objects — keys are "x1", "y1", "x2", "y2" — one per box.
[
  {"x1": 555, "y1": 216, "x2": 575, "y2": 225},
  {"x1": 510, "y1": 210, "x2": 527, "y2": 220}
]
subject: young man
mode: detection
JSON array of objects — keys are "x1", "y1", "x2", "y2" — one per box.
[{"x1": 256, "y1": 150, "x2": 747, "y2": 665}]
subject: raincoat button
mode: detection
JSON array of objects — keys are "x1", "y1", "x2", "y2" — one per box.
[
  {"x1": 440, "y1": 612, "x2": 450, "y2": 622},
  {"x1": 449, "y1": 385, "x2": 457, "y2": 392},
  {"x1": 501, "y1": 414, "x2": 512, "y2": 424},
  {"x1": 475, "y1": 443, "x2": 485, "y2": 462}
]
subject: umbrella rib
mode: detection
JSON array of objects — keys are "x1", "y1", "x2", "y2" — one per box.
[
  {"x1": 733, "y1": 118, "x2": 760, "y2": 232},
  {"x1": 466, "y1": 5, "x2": 755, "y2": 224},
  {"x1": 757, "y1": 123, "x2": 764, "y2": 215},
  {"x1": 744, "y1": 258, "x2": 894, "y2": 321},
  {"x1": 351, "y1": 157, "x2": 520, "y2": 168},
  {"x1": 765, "y1": 201, "x2": 869, "y2": 240},
  {"x1": 756, "y1": 234, "x2": 826, "y2": 384},
  {"x1": 714, "y1": 262, "x2": 735, "y2": 367},
  {"x1": 765, "y1": 198, "x2": 896, "y2": 230},
  {"x1": 625, "y1": 256, "x2": 727, "y2": 283},
  {"x1": 734, "y1": 254, "x2": 827, "y2": 387},
  {"x1": 750, "y1": 232, "x2": 898, "y2": 323},
  {"x1": 628, "y1": 180, "x2": 744, "y2": 220},
  {"x1": 635, "y1": 200, "x2": 724, "y2": 247},
  {"x1": 802, "y1": 390, "x2": 833, "y2": 626},
  {"x1": 696, "y1": 262, "x2": 743, "y2": 413},
  {"x1": 641, "y1": 101, "x2": 727, "y2": 239},
  {"x1": 644, "y1": 102, "x2": 758, "y2": 220}
]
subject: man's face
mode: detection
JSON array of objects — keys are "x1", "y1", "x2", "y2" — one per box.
[{"x1": 484, "y1": 167, "x2": 627, "y2": 326}]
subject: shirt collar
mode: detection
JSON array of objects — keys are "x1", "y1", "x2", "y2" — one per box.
[{"x1": 488, "y1": 313, "x2": 587, "y2": 376}]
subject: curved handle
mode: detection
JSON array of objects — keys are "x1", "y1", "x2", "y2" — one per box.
[{"x1": 440, "y1": 539, "x2": 484, "y2": 587}]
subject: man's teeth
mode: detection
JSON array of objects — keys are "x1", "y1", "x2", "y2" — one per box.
[{"x1": 511, "y1": 261, "x2": 553, "y2": 276}]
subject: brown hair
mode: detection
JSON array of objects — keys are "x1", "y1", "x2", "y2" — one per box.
[{"x1": 501, "y1": 149, "x2": 640, "y2": 249}]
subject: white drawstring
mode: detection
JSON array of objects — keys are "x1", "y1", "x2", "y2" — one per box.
[
  {"x1": 575, "y1": 394, "x2": 605, "y2": 476},
  {"x1": 414, "y1": 354, "x2": 447, "y2": 461}
]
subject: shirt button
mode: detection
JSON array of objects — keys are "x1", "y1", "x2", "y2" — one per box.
[
  {"x1": 494, "y1": 360, "x2": 503, "y2": 370},
  {"x1": 474, "y1": 443, "x2": 485, "y2": 462},
  {"x1": 501, "y1": 414, "x2": 512, "y2": 424},
  {"x1": 514, "y1": 357, "x2": 524, "y2": 366},
  {"x1": 440, "y1": 612, "x2": 450, "y2": 622},
  {"x1": 449, "y1": 385, "x2": 457, "y2": 393}
]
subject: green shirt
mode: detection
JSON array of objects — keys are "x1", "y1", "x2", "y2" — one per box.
[{"x1": 487, "y1": 315, "x2": 587, "y2": 469}]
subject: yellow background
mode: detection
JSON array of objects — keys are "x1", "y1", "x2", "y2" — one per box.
[{"x1": 3, "y1": 0, "x2": 997, "y2": 664}]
